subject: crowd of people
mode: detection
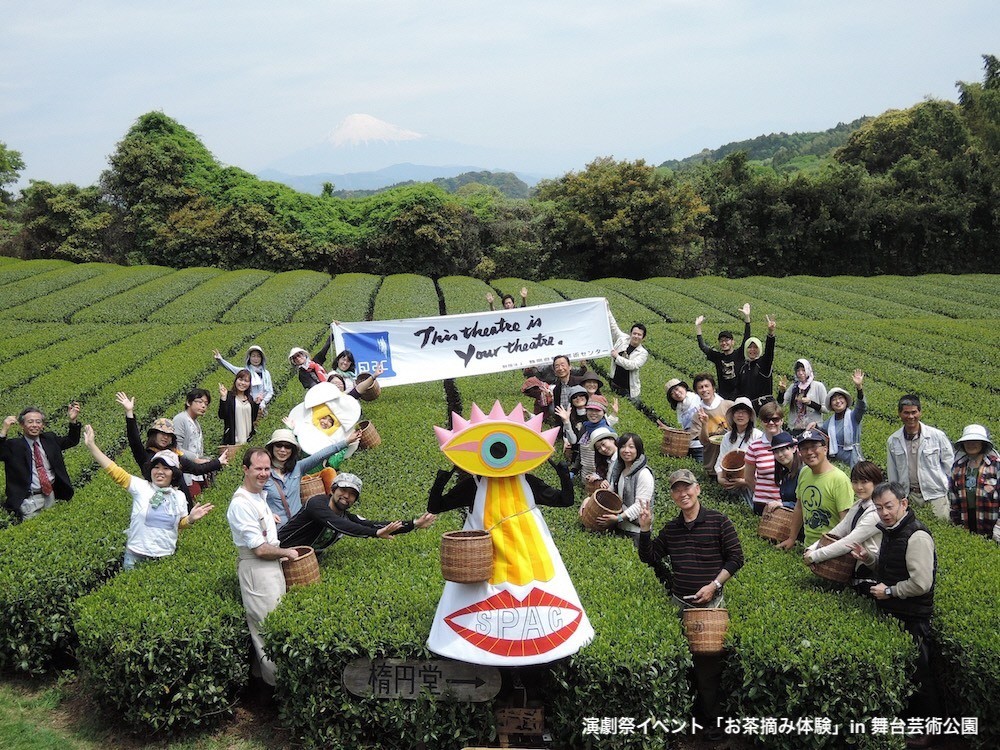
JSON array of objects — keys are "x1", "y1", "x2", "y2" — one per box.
[
  {"x1": 520, "y1": 303, "x2": 995, "y2": 746},
  {"x1": 1, "y1": 299, "x2": 994, "y2": 746}
]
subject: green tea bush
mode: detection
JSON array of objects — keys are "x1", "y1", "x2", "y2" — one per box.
[
  {"x1": 0, "y1": 262, "x2": 111, "y2": 311},
  {"x1": 0, "y1": 327, "x2": 257, "y2": 673},
  {"x1": 221, "y1": 269, "x2": 330, "y2": 323},
  {"x1": 72, "y1": 267, "x2": 222, "y2": 323},
  {"x1": 5, "y1": 265, "x2": 171, "y2": 322},
  {"x1": 0, "y1": 323, "x2": 74, "y2": 359},
  {"x1": 291, "y1": 272, "x2": 381, "y2": 322},
  {"x1": 0, "y1": 259, "x2": 71, "y2": 288},
  {"x1": 919, "y1": 511, "x2": 1000, "y2": 750},
  {"x1": 150, "y1": 269, "x2": 272, "y2": 323}
]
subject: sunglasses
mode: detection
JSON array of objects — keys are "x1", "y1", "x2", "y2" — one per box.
[{"x1": 763, "y1": 416, "x2": 783, "y2": 424}]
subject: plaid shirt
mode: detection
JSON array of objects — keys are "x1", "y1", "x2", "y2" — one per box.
[{"x1": 948, "y1": 451, "x2": 999, "y2": 537}]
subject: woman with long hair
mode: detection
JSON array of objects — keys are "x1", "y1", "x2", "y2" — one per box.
[
  {"x1": 218, "y1": 369, "x2": 261, "y2": 446},
  {"x1": 768, "y1": 431, "x2": 803, "y2": 511},
  {"x1": 804, "y1": 460, "x2": 885, "y2": 590},
  {"x1": 593, "y1": 432, "x2": 654, "y2": 541},
  {"x1": 263, "y1": 426, "x2": 362, "y2": 527}
]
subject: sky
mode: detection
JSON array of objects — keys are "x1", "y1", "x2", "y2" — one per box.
[{"x1": 3, "y1": 1, "x2": 998, "y2": 187}]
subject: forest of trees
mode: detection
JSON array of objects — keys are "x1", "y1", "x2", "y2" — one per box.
[{"x1": 2, "y1": 55, "x2": 999, "y2": 280}]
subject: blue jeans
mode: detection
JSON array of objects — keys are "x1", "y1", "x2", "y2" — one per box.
[{"x1": 123, "y1": 549, "x2": 158, "y2": 570}]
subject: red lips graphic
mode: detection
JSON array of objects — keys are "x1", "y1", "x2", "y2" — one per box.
[{"x1": 444, "y1": 588, "x2": 582, "y2": 656}]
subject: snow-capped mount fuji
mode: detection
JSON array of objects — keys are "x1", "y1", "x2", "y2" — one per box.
[
  {"x1": 326, "y1": 114, "x2": 424, "y2": 148},
  {"x1": 264, "y1": 113, "x2": 508, "y2": 176}
]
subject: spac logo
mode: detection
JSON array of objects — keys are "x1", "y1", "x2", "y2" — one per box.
[{"x1": 342, "y1": 331, "x2": 396, "y2": 377}]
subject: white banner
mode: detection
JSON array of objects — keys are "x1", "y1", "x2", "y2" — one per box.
[{"x1": 331, "y1": 298, "x2": 612, "y2": 386}]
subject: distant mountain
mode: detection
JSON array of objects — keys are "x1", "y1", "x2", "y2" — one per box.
[
  {"x1": 260, "y1": 113, "x2": 550, "y2": 192},
  {"x1": 659, "y1": 117, "x2": 872, "y2": 171},
  {"x1": 266, "y1": 113, "x2": 537, "y2": 175},
  {"x1": 258, "y1": 165, "x2": 540, "y2": 196}
]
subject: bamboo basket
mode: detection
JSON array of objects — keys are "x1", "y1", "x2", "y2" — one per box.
[
  {"x1": 660, "y1": 427, "x2": 691, "y2": 458},
  {"x1": 300, "y1": 473, "x2": 325, "y2": 500},
  {"x1": 440, "y1": 530, "x2": 493, "y2": 583},
  {"x1": 357, "y1": 420, "x2": 381, "y2": 449},
  {"x1": 809, "y1": 533, "x2": 856, "y2": 584},
  {"x1": 281, "y1": 546, "x2": 321, "y2": 588},
  {"x1": 720, "y1": 450, "x2": 746, "y2": 477},
  {"x1": 682, "y1": 607, "x2": 729, "y2": 654},
  {"x1": 355, "y1": 373, "x2": 381, "y2": 402},
  {"x1": 581, "y1": 489, "x2": 623, "y2": 531},
  {"x1": 757, "y1": 505, "x2": 795, "y2": 543}
]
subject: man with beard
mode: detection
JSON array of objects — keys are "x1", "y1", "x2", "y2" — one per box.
[
  {"x1": 278, "y1": 473, "x2": 436, "y2": 551},
  {"x1": 695, "y1": 303, "x2": 752, "y2": 401}
]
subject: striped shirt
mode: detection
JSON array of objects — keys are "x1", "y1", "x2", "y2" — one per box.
[
  {"x1": 638, "y1": 505, "x2": 744, "y2": 597},
  {"x1": 745, "y1": 437, "x2": 781, "y2": 507}
]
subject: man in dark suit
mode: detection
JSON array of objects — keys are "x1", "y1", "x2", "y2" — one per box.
[{"x1": 1, "y1": 403, "x2": 81, "y2": 520}]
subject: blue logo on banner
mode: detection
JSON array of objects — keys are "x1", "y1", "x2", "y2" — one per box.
[{"x1": 343, "y1": 332, "x2": 396, "y2": 378}]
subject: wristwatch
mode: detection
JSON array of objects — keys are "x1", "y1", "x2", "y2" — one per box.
[
  {"x1": 713, "y1": 579, "x2": 723, "y2": 592},
  {"x1": 885, "y1": 587, "x2": 893, "y2": 598}
]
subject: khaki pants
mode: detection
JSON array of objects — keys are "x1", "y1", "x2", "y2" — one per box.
[
  {"x1": 908, "y1": 489, "x2": 949, "y2": 520},
  {"x1": 20, "y1": 492, "x2": 55, "y2": 519},
  {"x1": 236, "y1": 547, "x2": 286, "y2": 686}
]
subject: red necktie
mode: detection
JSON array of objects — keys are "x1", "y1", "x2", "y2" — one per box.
[{"x1": 32, "y1": 441, "x2": 53, "y2": 496}]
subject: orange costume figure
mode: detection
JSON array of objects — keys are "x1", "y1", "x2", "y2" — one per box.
[{"x1": 427, "y1": 401, "x2": 594, "y2": 666}]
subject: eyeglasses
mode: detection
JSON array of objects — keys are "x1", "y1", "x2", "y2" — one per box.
[{"x1": 763, "y1": 417, "x2": 783, "y2": 424}]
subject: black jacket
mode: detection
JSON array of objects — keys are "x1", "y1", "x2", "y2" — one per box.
[
  {"x1": 1, "y1": 424, "x2": 81, "y2": 518},
  {"x1": 217, "y1": 394, "x2": 260, "y2": 445}
]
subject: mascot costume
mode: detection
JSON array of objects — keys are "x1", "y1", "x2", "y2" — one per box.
[
  {"x1": 286, "y1": 381, "x2": 362, "y2": 456},
  {"x1": 427, "y1": 401, "x2": 594, "y2": 666}
]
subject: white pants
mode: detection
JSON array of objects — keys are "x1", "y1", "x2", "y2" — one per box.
[
  {"x1": 236, "y1": 548, "x2": 285, "y2": 686},
  {"x1": 20, "y1": 492, "x2": 55, "y2": 519}
]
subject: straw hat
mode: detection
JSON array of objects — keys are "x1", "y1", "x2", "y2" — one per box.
[
  {"x1": 266, "y1": 428, "x2": 299, "y2": 448},
  {"x1": 825, "y1": 387, "x2": 853, "y2": 410},
  {"x1": 726, "y1": 396, "x2": 755, "y2": 423}
]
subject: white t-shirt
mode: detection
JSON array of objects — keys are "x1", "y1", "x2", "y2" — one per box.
[
  {"x1": 125, "y1": 477, "x2": 188, "y2": 558},
  {"x1": 227, "y1": 485, "x2": 278, "y2": 549}
]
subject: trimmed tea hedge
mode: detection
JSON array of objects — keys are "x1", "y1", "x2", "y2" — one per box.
[
  {"x1": 4, "y1": 265, "x2": 171, "y2": 322},
  {"x1": 150, "y1": 269, "x2": 273, "y2": 323},
  {"x1": 72, "y1": 267, "x2": 223, "y2": 323},
  {"x1": 221, "y1": 269, "x2": 330, "y2": 323}
]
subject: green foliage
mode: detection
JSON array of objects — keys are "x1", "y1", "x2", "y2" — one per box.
[
  {"x1": 71, "y1": 267, "x2": 223, "y2": 324},
  {"x1": 14, "y1": 182, "x2": 114, "y2": 262},
  {"x1": 359, "y1": 184, "x2": 484, "y2": 278},
  {"x1": 661, "y1": 118, "x2": 870, "y2": 171},
  {"x1": 535, "y1": 157, "x2": 709, "y2": 280},
  {"x1": 0, "y1": 260, "x2": 997, "y2": 748},
  {"x1": 436, "y1": 171, "x2": 529, "y2": 199},
  {"x1": 3, "y1": 265, "x2": 170, "y2": 322},
  {"x1": 150, "y1": 269, "x2": 272, "y2": 323},
  {"x1": 220, "y1": 270, "x2": 329, "y2": 323},
  {"x1": 0, "y1": 141, "x2": 26, "y2": 205}
]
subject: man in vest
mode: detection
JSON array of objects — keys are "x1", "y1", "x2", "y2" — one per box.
[{"x1": 851, "y1": 482, "x2": 940, "y2": 749}]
